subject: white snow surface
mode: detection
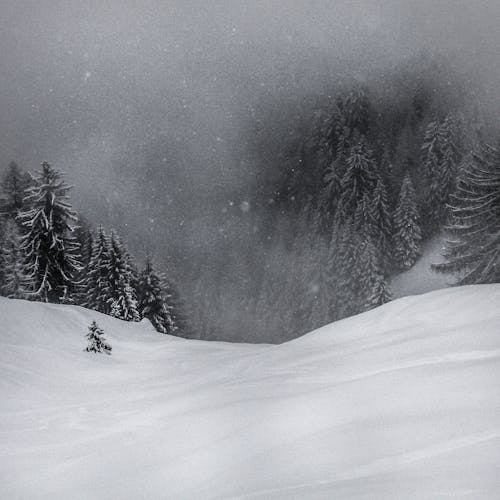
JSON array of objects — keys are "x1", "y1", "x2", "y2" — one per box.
[{"x1": 1, "y1": 285, "x2": 500, "y2": 499}]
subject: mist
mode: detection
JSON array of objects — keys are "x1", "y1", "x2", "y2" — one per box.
[{"x1": 1, "y1": 0, "x2": 500, "y2": 340}]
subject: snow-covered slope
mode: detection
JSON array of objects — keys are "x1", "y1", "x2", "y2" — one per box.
[{"x1": 1, "y1": 286, "x2": 500, "y2": 499}]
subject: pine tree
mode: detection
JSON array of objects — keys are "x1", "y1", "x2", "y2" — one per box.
[
  {"x1": 84, "y1": 226, "x2": 111, "y2": 313},
  {"x1": 393, "y1": 174, "x2": 422, "y2": 270},
  {"x1": 18, "y1": 161, "x2": 81, "y2": 302},
  {"x1": 107, "y1": 232, "x2": 140, "y2": 321},
  {"x1": 434, "y1": 143, "x2": 500, "y2": 284},
  {"x1": 85, "y1": 321, "x2": 112, "y2": 354},
  {"x1": 0, "y1": 219, "x2": 27, "y2": 298},
  {"x1": 137, "y1": 256, "x2": 176, "y2": 334}
]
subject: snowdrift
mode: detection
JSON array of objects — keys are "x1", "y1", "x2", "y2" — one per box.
[{"x1": 1, "y1": 286, "x2": 500, "y2": 499}]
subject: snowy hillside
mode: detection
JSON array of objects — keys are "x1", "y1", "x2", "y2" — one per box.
[{"x1": 1, "y1": 286, "x2": 500, "y2": 499}]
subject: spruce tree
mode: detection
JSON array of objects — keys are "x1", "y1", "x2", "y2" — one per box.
[
  {"x1": 0, "y1": 219, "x2": 27, "y2": 298},
  {"x1": 421, "y1": 115, "x2": 461, "y2": 230},
  {"x1": 437, "y1": 115, "x2": 461, "y2": 207},
  {"x1": 0, "y1": 161, "x2": 31, "y2": 219},
  {"x1": 338, "y1": 137, "x2": 380, "y2": 222},
  {"x1": 18, "y1": 161, "x2": 81, "y2": 302},
  {"x1": 359, "y1": 238, "x2": 392, "y2": 310},
  {"x1": 434, "y1": 143, "x2": 500, "y2": 284},
  {"x1": 336, "y1": 219, "x2": 364, "y2": 317},
  {"x1": 393, "y1": 174, "x2": 422, "y2": 270},
  {"x1": 107, "y1": 232, "x2": 140, "y2": 321},
  {"x1": 84, "y1": 226, "x2": 111, "y2": 313},
  {"x1": 85, "y1": 321, "x2": 112, "y2": 354},
  {"x1": 369, "y1": 179, "x2": 393, "y2": 270},
  {"x1": 137, "y1": 256, "x2": 176, "y2": 334}
]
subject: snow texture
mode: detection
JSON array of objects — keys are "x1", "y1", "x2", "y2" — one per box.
[{"x1": 1, "y1": 284, "x2": 499, "y2": 499}]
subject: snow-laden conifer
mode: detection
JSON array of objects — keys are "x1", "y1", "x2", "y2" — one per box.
[
  {"x1": 85, "y1": 321, "x2": 112, "y2": 354},
  {"x1": 421, "y1": 115, "x2": 461, "y2": 230},
  {"x1": 393, "y1": 174, "x2": 422, "y2": 270},
  {"x1": 137, "y1": 256, "x2": 176, "y2": 334},
  {"x1": 434, "y1": 142, "x2": 500, "y2": 284},
  {"x1": 18, "y1": 161, "x2": 81, "y2": 302},
  {"x1": 359, "y1": 238, "x2": 392, "y2": 310},
  {"x1": 84, "y1": 226, "x2": 111, "y2": 313},
  {"x1": 369, "y1": 178, "x2": 393, "y2": 270},
  {"x1": 338, "y1": 137, "x2": 380, "y2": 221},
  {"x1": 107, "y1": 232, "x2": 140, "y2": 321},
  {"x1": 0, "y1": 219, "x2": 27, "y2": 298},
  {"x1": 0, "y1": 161, "x2": 31, "y2": 219}
]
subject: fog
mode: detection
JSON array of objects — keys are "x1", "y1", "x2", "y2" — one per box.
[{"x1": 1, "y1": 0, "x2": 500, "y2": 339}]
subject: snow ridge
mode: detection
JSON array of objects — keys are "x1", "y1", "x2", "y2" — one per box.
[{"x1": 1, "y1": 284, "x2": 500, "y2": 499}]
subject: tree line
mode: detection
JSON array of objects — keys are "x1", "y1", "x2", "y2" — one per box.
[
  {"x1": 1, "y1": 66, "x2": 499, "y2": 343},
  {"x1": 186, "y1": 73, "x2": 498, "y2": 342},
  {"x1": 0, "y1": 161, "x2": 181, "y2": 335}
]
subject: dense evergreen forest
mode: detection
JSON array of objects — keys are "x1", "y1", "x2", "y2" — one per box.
[{"x1": 1, "y1": 56, "x2": 499, "y2": 342}]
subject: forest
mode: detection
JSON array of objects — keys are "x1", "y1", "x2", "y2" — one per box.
[{"x1": 1, "y1": 55, "x2": 499, "y2": 342}]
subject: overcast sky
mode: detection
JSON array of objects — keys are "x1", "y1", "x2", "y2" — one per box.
[{"x1": 1, "y1": 0, "x2": 499, "y2": 257}]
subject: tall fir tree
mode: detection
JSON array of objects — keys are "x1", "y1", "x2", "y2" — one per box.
[
  {"x1": 137, "y1": 256, "x2": 176, "y2": 334},
  {"x1": 107, "y1": 231, "x2": 140, "y2": 321},
  {"x1": 84, "y1": 226, "x2": 111, "y2": 313},
  {"x1": 434, "y1": 143, "x2": 500, "y2": 284},
  {"x1": 336, "y1": 219, "x2": 364, "y2": 317},
  {"x1": 421, "y1": 115, "x2": 461, "y2": 231},
  {"x1": 338, "y1": 137, "x2": 380, "y2": 222},
  {"x1": 18, "y1": 162, "x2": 81, "y2": 302},
  {"x1": 369, "y1": 179, "x2": 393, "y2": 271},
  {"x1": 0, "y1": 219, "x2": 27, "y2": 298},
  {"x1": 0, "y1": 161, "x2": 31, "y2": 219},
  {"x1": 359, "y1": 238, "x2": 392, "y2": 310},
  {"x1": 393, "y1": 174, "x2": 422, "y2": 270}
]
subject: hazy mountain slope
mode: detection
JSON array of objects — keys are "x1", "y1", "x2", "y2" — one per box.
[
  {"x1": 390, "y1": 234, "x2": 449, "y2": 299},
  {"x1": 1, "y1": 285, "x2": 499, "y2": 499}
]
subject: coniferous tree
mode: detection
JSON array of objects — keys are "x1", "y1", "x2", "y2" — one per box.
[
  {"x1": 369, "y1": 179, "x2": 393, "y2": 270},
  {"x1": 359, "y1": 238, "x2": 392, "y2": 310},
  {"x1": 421, "y1": 115, "x2": 461, "y2": 231},
  {"x1": 107, "y1": 231, "x2": 140, "y2": 321},
  {"x1": 342, "y1": 86, "x2": 373, "y2": 138},
  {"x1": 338, "y1": 137, "x2": 380, "y2": 222},
  {"x1": 437, "y1": 115, "x2": 461, "y2": 207},
  {"x1": 74, "y1": 217, "x2": 94, "y2": 270},
  {"x1": 434, "y1": 143, "x2": 500, "y2": 284},
  {"x1": 85, "y1": 321, "x2": 112, "y2": 354},
  {"x1": 0, "y1": 219, "x2": 27, "y2": 298},
  {"x1": 18, "y1": 161, "x2": 81, "y2": 302},
  {"x1": 161, "y1": 278, "x2": 185, "y2": 335},
  {"x1": 84, "y1": 226, "x2": 111, "y2": 313},
  {"x1": 137, "y1": 256, "x2": 176, "y2": 334},
  {"x1": 0, "y1": 161, "x2": 31, "y2": 219},
  {"x1": 336, "y1": 219, "x2": 364, "y2": 317},
  {"x1": 393, "y1": 174, "x2": 422, "y2": 270}
]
